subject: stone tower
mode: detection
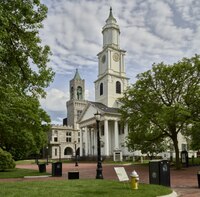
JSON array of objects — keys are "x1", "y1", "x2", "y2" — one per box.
[{"x1": 66, "y1": 69, "x2": 87, "y2": 128}]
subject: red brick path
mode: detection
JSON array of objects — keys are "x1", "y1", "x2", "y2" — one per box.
[{"x1": 1, "y1": 163, "x2": 200, "y2": 197}]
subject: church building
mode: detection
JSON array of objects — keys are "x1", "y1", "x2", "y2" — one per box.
[
  {"x1": 78, "y1": 8, "x2": 130, "y2": 160},
  {"x1": 48, "y1": 8, "x2": 132, "y2": 161},
  {"x1": 48, "y1": 8, "x2": 190, "y2": 161}
]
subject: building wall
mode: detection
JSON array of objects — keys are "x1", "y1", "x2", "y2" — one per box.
[{"x1": 48, "y1": 125, "x2": 80, "y2": 159}]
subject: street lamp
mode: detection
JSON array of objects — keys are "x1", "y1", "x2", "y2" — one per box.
[
  {"x1": 74, "y1": 141, "x2": 78, "y2": 166},
  {"x1": 46, "y1": 146, "x2": 49, "y2": 165},
  {"x1": 94, "y1": 111, "x2": 103, "y2": 179},
  {"x1": 59, "y1": 145, "x2": 61, "y2": 162}
]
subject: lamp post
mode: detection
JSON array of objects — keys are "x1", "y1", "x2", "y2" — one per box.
[
  {"x1": 46, "y1": 146, "x2": 49, "y2": 165},
  {"x1": 74, "y1": 141, "x2": 78, "y2": 166},
  {"x1": 94, "y1": 111, "x2": 103, "y2": 179},
  {"x1": 59, "y1": 145, "x2": 61, "y2": 162}
]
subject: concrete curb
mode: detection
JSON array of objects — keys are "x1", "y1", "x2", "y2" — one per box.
[
  {"x1": 157, "y1": 191, "x2": 177, "y2": 197},
  {"x1": 24, "y1": 175, "x2": 51, "y2": 179}
]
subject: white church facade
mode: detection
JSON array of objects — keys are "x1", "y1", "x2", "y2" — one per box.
[
  {"x1": 47, "y1": 8, "x2": 190, "y2": 161},
  {"x1": 78, "y1": 8, "x2": 130, "y2": 160}
]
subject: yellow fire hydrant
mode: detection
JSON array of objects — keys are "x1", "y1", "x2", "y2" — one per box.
[{"x1": 130, "y1": 170, "x2": 139, "y2": 190}]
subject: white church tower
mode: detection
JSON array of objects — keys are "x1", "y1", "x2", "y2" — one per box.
[{"x1": 95, "y1": 7, "x2": 129, "y2": 108}]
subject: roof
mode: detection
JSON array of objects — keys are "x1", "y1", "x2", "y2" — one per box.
[
  {"x1": 106, "y1": 7, "x2": 117, "y2": 23},
  {"x1": 73, "y1": 68, "x2": 81, "y2": 80},
  {"x1": 89, "y1": 101, "x2": 119, "y2": 114}
]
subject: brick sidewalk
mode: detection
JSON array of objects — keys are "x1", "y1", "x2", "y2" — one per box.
[{"x1": 1, "y1": 163, "x2": 200, "y2": 197}]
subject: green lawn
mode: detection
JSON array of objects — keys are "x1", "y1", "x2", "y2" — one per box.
[
  {"x1": 0, "y1": 168, "x2": 50, "y2": 179},
  {"x1": 0, "y1": 179, "x2": 172, "y2": 197},
  {"x1": 0, "y1": 167, "x2": 172, "y2": 197}
]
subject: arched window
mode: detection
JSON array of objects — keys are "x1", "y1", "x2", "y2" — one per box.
[
  {"x1": 116, "y1": 81, "x2": 121, "y2": 94},
  {"x1": 100, "y1": 83, "x2": 103, "y2": 95},
  {"x1": 64, "y1": 147, "x2": 73, "y2": 155},
  {"x1": 77, "y1": 86, "x2": 82, "y2": 100}
]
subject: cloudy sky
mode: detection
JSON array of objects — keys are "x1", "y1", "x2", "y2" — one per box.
[{"x1": 39, "y1": 0, "x2": 200, "y2": 124}]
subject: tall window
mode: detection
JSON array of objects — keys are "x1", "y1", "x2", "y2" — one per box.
[
  {"x1": 77, "y1": 86, "x2": 82, "y2": 100},
  {"x1": 66, "y1": 132, "x2": 72, "y2": 142},
  {"x1": 100, "y1": 83, "x2": 103, "y2": 95},
  {"x1": 118, "y1": 123, "x2": 124, "y2": 135},
  {"x1": 77, "y1": 110, "x2": 82, "y2": 119},
  {"x1": 116, "y1": 81, "x2": 121, "y2": 94},
  {"x1": 78, "y1": 132, "x2": 80, "y2": 143}
]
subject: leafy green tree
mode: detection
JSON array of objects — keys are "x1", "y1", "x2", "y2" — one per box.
[
  {"x1": 0, "y1": 0, "x2": 54, "y2": 159},
  {"x1": 120, "y1": 55, "x2": 200, "y2": 169},
  {"x1": 129, "y1": 138, "x2": 168, "y2": 160},
  {"x1": 190, "y1": 123, "x2": 200, "y2": 151},
  {"x1": 0, "y1": 148, "x2": 15, "y2": 171}
]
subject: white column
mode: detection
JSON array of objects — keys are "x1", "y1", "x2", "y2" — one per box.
[
  {"x1": 88, "y1": 129, "x2": 91, "y2": 155},
  {"x1": 114, "y1": 120, "x2": 119, "y2": 149},
  {"x1": 85, "y1": 127, "x2": 88, "y2": 156},
  {"x1": 93, "y1": 128, "x2": 97, "y2": 155},
  {"x1": 123, "y1": 123, "x2": 129, "y2": 155},
  {"x1": 80, "y1": 128, "x2": 83, "y2": 156},
  {"x1": 104, "y1": 119, "x2": 109, "y2": 156}
]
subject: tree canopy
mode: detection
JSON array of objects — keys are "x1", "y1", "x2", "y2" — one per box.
[
  {"x1": 0, "y1": 0, "x2": 54, "y2": 159},
  {"x1": 119, "y1": 55, "x2": 200, "y2": 169}
]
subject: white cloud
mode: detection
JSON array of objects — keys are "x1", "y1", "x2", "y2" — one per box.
[
  {"x1": 40, "y1": 88, "x2": 68, "y2": 112},
  {"x1": 39, "y1": 0, "x2": 200, "y2": 123}
]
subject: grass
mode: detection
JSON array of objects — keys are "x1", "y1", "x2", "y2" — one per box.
[
  {"x1": 15, "y1": 159, "x2": 37, "y2": 165},
  {"x1": 15, "y1": 159, "x2": 51, "y2": 165},
  {"x1": 0, "y1": 168, "x2": 50, "y2": 179},
  {"x1": 0, "y1": 179, "x2": 172, "y2": 197},
  {"x1": 0, "y1": 167, "x2": 172, "y2": 197}
]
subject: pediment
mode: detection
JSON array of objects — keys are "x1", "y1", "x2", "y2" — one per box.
[{"x1": 78, "y1": 103, "x2": 100, "y2": 123}]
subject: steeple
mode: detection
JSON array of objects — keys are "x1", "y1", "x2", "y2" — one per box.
[
  {"x1": 102, "y1": 7, "x2": 120, "y2": 49},
  {"x1": 69, "y1": 69, "x2": 85, "y2": 100},
  {"x1": 73, "y1": 68, "x2": 81, "y2": 80},
  {"x1": 106, "y1": 7, "x2": 117, "y2": 24},
  {"x1": 95, "y1": 8, "x2": 128, "y2": 108}
]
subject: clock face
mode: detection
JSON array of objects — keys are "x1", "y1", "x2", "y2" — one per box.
[
  {"x1": 101, "y1": 55, "x2": 106, "y2": 63},
  {"x1": 113, "y1": 53, "x2": 119, "y2": 62}
]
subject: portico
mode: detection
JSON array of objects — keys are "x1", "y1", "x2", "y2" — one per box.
[{"x1": 78, "y1": 102, "x2": 129, "y2": 158}]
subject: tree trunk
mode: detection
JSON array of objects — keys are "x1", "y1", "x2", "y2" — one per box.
[{"x1": 172, "y1": 136, "x2": 181, "y2": 169}]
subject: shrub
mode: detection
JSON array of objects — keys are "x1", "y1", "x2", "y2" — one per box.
[{"x1": 0, "y1": 148, "x2": 16, "y2": 171}]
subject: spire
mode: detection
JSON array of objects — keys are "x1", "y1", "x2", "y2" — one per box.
[
  {"x1": 73, "y1": 69, "x2": 81, "y2": 80},
  {"x1": 102, "y1": 7, "x2": 120, "y2": 48},
  {"x1": 106, "y1": 6, "x2": 117, "y2": 23},
  {"x1": 109, "y1": 7, "x2": 114, "y2": 18}
]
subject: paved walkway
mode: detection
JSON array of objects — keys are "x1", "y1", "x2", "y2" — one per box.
[{"x1": 1, "y1": 163, "x2": 200, "y2": 197}]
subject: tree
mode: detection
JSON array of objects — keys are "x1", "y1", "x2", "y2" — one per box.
[
  {"x1": 119, "y1": 55, "x2": 200, "y2": 169},
  {"x1": 0, "y1": 0, "x2": 54, "y2": 159},
  {"x1": 129, "y1": 138, "x2": 168, "y2": 160},
  {"x1": 190, "y1": 123, "x2": 200, "y2": 151},
  {"x1": 0, "y1": 148, "x2": 15, "y2": 171}
]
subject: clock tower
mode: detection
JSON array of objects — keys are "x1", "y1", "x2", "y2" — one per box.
[{"x1": 95, "y1": 8, "x2": 129, "y2": 108}]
